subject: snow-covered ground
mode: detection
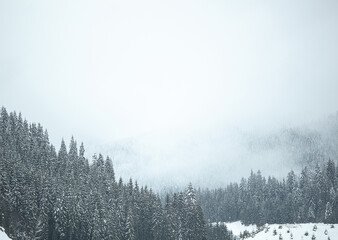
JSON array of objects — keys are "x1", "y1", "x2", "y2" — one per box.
[
  {"x1": 219, "y1": 221, "x2": 257, "y2": 236},
  {"x1": 0, "y1": 227, "x2": 11, "y2": 240},
  {"x1": 221, "y1": 221, "x2": 338, "y2": 240}
]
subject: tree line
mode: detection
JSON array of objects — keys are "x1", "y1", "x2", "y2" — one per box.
[
  {"x1": 0, "y1": 107, "x2": 234, "y2": 240},
  {"x1": 197, "y1": 159, "x2": 338, "y2": 225}
]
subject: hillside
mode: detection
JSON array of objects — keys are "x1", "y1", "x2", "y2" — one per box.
[
  {"x1": 245, "y1": 114, "x2": 338, "y2": 169},
  {"x1": 224, "y1": 221, "x2": 337, "y2": 240},
  {"x1": 0, "y1": 107, "x2": 216, "y2": 240}
]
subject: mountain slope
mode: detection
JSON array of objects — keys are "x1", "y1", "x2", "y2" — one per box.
[{"x1": 224, "y1": 221, "x2": 337, "y2": 240}]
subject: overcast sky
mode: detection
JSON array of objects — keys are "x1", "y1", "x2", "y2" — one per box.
[{"x1": 1, "y1": 0, "x2": 338, "y2": 187}]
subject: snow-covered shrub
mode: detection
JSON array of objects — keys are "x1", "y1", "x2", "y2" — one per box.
[
  {"x1": 241, "y1": 230, "x2": 250, "y2": 238},
  {"x1": 273, "y1": 229, "x2": 277, "y2": 236}
]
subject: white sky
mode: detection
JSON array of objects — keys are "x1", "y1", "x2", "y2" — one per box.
[{"x1": 1, "y1": 0, "x2": 338, "y2": 187}]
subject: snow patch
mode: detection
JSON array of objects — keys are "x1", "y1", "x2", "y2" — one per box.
[
  {"x1": 0, "y1": 227, "x2": 11, "y2": 240},
  {"x1": 213, "y1": 221, "x2": 257, "y2": 236}
]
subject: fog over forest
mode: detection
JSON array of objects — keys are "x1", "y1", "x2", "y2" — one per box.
[
  {"x1": 83, "y1": 113, "x2": 338, "y2": 189},
  {"x1": 1, "y1": 0, "x2": 338, "y2": 189}
]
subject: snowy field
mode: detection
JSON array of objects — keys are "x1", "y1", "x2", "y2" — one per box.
[
  {"x1": 0, "y1": 227, "x2": 11, "y2": 240},
  {"x1": 221, "y1": 221, "x2": 338, "y2": 240}
]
